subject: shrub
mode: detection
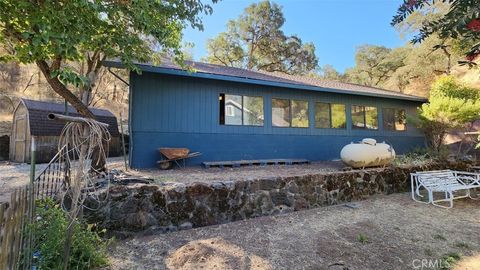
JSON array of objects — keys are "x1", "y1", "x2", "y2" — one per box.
[
  {"x1": 357, "y1": 234, "x2": 369, "y2": 244},
  {"x1": 412, "y1": 76, "x2": 480, "y2": 153},
  {"x1": 393, "y1": 147, "x2": 449, "y2": 166},
  {"x1": 31, "y1": 199, "x2": 109, "y2": 270}
]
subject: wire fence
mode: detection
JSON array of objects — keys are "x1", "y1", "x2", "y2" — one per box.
[{"x1": 0, "y1": 145, "x2": 68, "y2": 270}]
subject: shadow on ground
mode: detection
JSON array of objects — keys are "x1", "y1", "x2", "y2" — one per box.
[{"x1": 108, "y1": 193, "x2": 480, "y2": 270}]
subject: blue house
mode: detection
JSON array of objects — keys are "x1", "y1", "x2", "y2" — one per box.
[{"x1": 105, "y1": 59, "x2": 427, "y2": 168}]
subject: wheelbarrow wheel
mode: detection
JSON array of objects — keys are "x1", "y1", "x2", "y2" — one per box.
[{"x1": 159, "y1": 161, "x2": 173, "y2": 170}]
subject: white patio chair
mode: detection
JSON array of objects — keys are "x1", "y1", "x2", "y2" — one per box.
[{"x1": 411, "y1": 170, "x2": 480, "y2": 208}]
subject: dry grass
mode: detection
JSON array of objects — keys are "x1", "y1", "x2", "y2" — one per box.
[{"x1": 108, "y1": 193, "x2": 480, "y2": 270}]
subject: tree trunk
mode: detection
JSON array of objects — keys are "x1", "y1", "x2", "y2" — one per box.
[
  {"x1": 82, "y1": 70, "x2": 107, "y2": 172},
  {"x1": 36, "y1": 60, "x2": 95, "y2": 118}
]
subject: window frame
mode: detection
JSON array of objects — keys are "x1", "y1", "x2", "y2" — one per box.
[
  {"x1": 272, "y1": 98, "x2": 309, "y2": 128},
  {"x1": 314, "y1": 102, "x2": 346, "y2": 129},
  {"x1": 219, "y1": 93, "x2": 265, "y2": 127},
  {"x1": 382, "y1": 107, "x2": 407, "y2": 132},
  {"x1": 351, "y1": 105, "x2": 378, "y2": 130}
]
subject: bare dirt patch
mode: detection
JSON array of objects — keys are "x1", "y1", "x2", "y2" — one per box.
[
  {"x1": 165, "y1": 237, "x2": 272, "y2": 270},
  {"x1": 108, "y1": 193, "x2": 480, "y2": 270},
  {"x1": 0, "y1": 157, "x2": 125, "y2": 202},
  {"x1": 112, "y1": 160, "x2": 345, "y2": 184}
]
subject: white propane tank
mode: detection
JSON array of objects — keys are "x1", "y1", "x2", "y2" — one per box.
[{"x1": 340, "y1": 138, "x2": 396, "y2": 168}]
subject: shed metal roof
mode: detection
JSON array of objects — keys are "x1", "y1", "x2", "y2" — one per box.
[
  {"x1": 21, "y1": 99, "x2": 119, "y2": 136},
  {"x1": 104, "y1": 59, "x2": 427, "y2": 102}
]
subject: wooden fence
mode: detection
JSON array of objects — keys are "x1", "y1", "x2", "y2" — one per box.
[
  {"x1": 0, "y1": 145, "x2": 68, "y2": 270},
  {"x1": 0, "y1": 186, "x2": 34, "y2": 269}
]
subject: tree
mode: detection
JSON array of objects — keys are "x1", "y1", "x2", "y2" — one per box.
[
  {"x1": 392, "y1": 0, "x2": 480, "y2": 65},
  {"x1": 0, "y1": 0, "x2": 215, "y2": 118},
  {"x1": 385, "y1": 36, "x2": 463, "y2": 95},
  {"x1": 316, "y1": 64, "x2": 345, "y2": 81},
  {"x1": 344, "y1": 45, "x2": 406, "y2": 87},
  {"x1": 204, "y1": 0, "x2": 318, "y2": 75},
  {"x1": 413, "y1": 76, "x2": 480, "y2": 152}
]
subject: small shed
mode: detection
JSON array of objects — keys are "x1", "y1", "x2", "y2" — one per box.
[{"x1": 10, "y1": 98, "x2": 121, "y2": 163}]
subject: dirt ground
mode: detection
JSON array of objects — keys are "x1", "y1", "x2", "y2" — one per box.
[
  {"x1": 0, "y1": 157, "x2": 125, "y2": 202},
  {"x1": 0, "y1": 157, "x2": 343, "y2": 203},
  {"x1": 108, "y1": 193, "x2": 480, "y2": 270},
  {"x1": 115, "y1": 160, "x2": 345, "y2": 184},
  {"x1": 0, "y1": 161, "x2": 48, "y2": 203}
]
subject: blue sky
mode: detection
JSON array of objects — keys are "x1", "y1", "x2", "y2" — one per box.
[{"x1": 183, "y1": 0, "x2": 408, "y2": 73}]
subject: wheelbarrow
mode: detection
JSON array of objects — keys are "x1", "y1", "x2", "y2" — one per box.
[{"x1": 156, "y1": 148, "x2": 201, "y2": 170}]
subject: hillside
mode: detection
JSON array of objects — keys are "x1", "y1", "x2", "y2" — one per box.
[{"x1": 0, "y1": 63, "x2": 129, "y2": 136}]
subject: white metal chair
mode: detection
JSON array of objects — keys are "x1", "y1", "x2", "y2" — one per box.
[{"x1": 411, "y1": 170, "x2": 480, "y2": 208}]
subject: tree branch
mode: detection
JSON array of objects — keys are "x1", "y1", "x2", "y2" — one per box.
[{"x1": 36, "y1": 60, "x2": 95, "y2": 118}]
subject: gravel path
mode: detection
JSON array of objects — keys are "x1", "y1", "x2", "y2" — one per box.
[{"x1": 108, "y1": 193, "x2": 480, "y2": 270}]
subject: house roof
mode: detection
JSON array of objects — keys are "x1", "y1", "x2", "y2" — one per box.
[
  {"x1": 104, "y1": 59, "x2": 427, "y2": 102},
  {"x1": 20, "y1": 99, "x2": 119, "y2": 136}
]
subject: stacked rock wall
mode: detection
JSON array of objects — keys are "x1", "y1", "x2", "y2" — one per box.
[{"x1": 87, "y1": 162, "x2": 469, "y2": 236}]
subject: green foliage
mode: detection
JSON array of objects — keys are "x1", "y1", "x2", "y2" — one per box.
[
  {"x1": 413, "y1": 76, "x2": 480, "y2": 152},
  {"x1": 316, "y1": 64, "x2": 345, "y2": 81},
  {"x1": 51, "y1": 68, "x2": 89, "y2": 88},
  {"x1": 0, "y1": 0, "x2": 214, "y2": 67},
  {"x1": 440, "y1": 252, "x2": 462, "y2": 270},
  {"x1": 0, "y1": 0, "x2": 215, "y2": 116},
  {"x1": 204, "y1": 0, "x2": 318, "y2": 75},
  {"x1": 421, "y1": 76, "x2": 480, "y2": 126},
  {"x1": 31, "y1": 199, "x2": 109, "y2": 270},
  {"x1": 430, "y1": 75, "x2": 480, "y2": 100},
  {"x1": 331, "y1": 2, "x2": 470, "y2": 93},
  {"x1": 392, "y1": 0, "x2": 480, "y2": 66},
  {"x1": 345, "y1": 45, "x2": 406, "y2": 87},
  {"x1": 357, "y1": 234, "x2": 369, "y2": 244}
]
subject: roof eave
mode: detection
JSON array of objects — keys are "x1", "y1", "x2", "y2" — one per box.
[{"x1": 104, "y1": 60, "x2": 428, "y2": 103}]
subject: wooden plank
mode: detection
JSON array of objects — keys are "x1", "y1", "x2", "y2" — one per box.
[{"x1": 203, "y1": 158, "x2": 310, "y2": 168}]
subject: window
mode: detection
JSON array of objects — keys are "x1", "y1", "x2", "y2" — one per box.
[
  {"x1": 219, "y1": 94, "x2": 264, "y2": 126},
  {"x1": 315, "y1": 103, "x2": 346, "y2": 129},
  {"x1": 292, "y1": 100, "x2": 309, "y2": 127},
  {"x1": 272, "y1": 98, "x2": 309, "y2": 127},
  {"x1": 243, "y1": 96, "x2": 264, "y2": 126},
  {"x1": 383, "y1": 108, "x2": 406, "y2": 131},
  {"x1": 272, "y1": 99, "x2": 290, "y2": 127},
  {"x1": 351, "y1": 105, "x2": 378, "y2": 130}
]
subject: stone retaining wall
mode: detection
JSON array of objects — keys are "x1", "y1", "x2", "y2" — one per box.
[{"x1": 86, "y1": 162, "x2": 469, "y2": 236}]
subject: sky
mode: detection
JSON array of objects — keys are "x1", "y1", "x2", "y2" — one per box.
[{"x1": 182, "y1": 0, "x2": 409, "y2": 73}]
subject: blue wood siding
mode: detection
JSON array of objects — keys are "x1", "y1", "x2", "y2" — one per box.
[{"x1": 129, "y1": 72, "x2": 425, "y2": 168}]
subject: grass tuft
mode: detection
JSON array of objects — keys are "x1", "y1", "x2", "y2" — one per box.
[
  {"x1": 440, "y1": 252, "x2": 462, "y2": 270},
  {"x1": 357, "y1": 234, "x2": 369, "y2": 244},
  {"x1": 433, "y1": 234, "x2": 447, "y2": 241},
  {"x1": 454, "y1": 241, "x2": 470, "y2": 249}
]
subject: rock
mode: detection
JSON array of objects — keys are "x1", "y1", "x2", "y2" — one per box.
[
  {"x1": 270, "y1": 190, "x2": 291, "y2": 206},
  {"x1": 85, "y1": 162, "x2": 469, "y2": 235},
  {"x1": 179, "y1": 222, "x2": 193, "y2": 230}
]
